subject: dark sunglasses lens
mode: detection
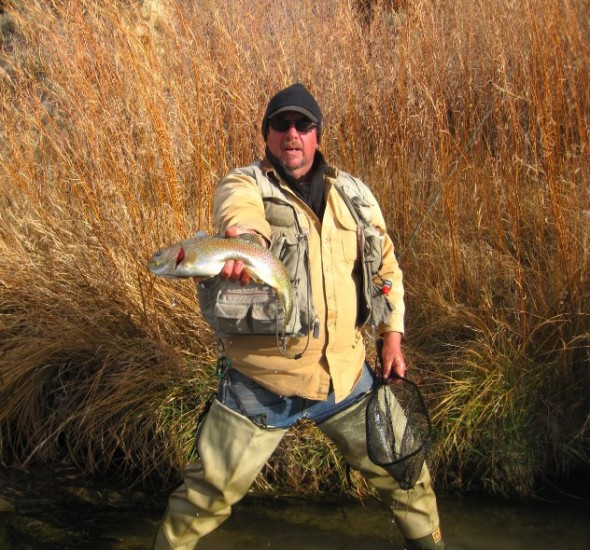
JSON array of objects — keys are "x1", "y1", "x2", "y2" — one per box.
[
  {"x1": 269, "y1": 117, "x2": 316, "y2": 133},
  {"x1": 269, "y1": 118, "x2": 291, "y2": 132},
  {"x1": 295, "y1": 119, "x2": 316, "y2": 132}
]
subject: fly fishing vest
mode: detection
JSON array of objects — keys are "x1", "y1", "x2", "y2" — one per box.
[{"x1": 197, "y1": 162, "x2": 393, "y2": 338}]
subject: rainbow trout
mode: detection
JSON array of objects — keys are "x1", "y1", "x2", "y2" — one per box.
[{"x1": 148, "y1": 232, "x2": 293, "y2": 326}]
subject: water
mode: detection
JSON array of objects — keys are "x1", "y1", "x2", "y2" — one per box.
[
  {"x1": 168, "y1": 494, "x2": 590, "y2": 550},
  {"x1": 1, "y1": 468, "x2": 589, "y2": 549}
]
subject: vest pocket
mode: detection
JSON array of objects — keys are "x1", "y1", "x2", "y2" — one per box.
[
  {"x1": 198, "y1": 280, "x2": 291, "y2": 335},
  {"x1": 215, "y1": 286, "x2": 286, "y2": 334}
]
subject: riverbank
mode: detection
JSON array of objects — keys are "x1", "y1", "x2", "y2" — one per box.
[{"x1": 2, "y1": 464, "x2": 589, "y2": 549}]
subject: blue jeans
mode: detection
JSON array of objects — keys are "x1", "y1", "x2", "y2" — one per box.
[{"x1": 217, "y1": 362, "x2": 376, "y2": 428}]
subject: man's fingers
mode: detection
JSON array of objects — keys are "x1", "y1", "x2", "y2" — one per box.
[
  {"x1": 220, "y1": 260, "x2": 236, "y2": 280},
  {"x1": 239, "y1": 269, "x2": 251, "y2": 286},
  {"x1": 230, "y1": 260, "x2": 244, "y2": 283},
  {"x1": 219, "y1": 259, "x2": 249, "y2": 284}
]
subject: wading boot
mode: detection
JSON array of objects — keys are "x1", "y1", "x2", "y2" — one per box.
[
  {"x1": 405, "y1": 526, "x2": 445, "y2": 549},
  {"x1": 318, "y1": 396, "x2": 445, "y2": 548},
  {"x1": 154, "y1": 400, "x2": 287, "y2": 549}
]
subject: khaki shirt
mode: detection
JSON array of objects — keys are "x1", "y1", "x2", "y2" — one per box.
[{"x1": 212, "y1": 159, "x2": 404, "y2": 402}]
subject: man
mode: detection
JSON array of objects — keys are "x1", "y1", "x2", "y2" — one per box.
[{"x1": 154, "y1": 83, "x2": 445, "y2": 549}]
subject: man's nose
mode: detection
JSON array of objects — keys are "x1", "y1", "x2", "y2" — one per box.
[{"x1": 285, "y1": 124, "x2": 299, "y2": 137}]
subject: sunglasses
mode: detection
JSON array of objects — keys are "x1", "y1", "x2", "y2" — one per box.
[{"x1": 268, "y1": 117, "x2": 317, "y2": 133}]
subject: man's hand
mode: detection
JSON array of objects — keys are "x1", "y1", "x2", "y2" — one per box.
[
  {"x1": 215, "y1": 226, "x2": 249, "y2": 285},
  {"x1": 379, "y1": 331, "x2": 407, "y2": 382}
]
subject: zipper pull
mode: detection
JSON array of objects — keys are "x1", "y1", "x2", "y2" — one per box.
[
  {"x1": 298, "y1": 227, "x2": 310, "y2": 241},
  {"x1": 313, "y1": 316, "x2": 320, "y2": 339}
]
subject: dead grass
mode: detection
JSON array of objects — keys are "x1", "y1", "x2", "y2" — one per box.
[{"x1": 0, "y1": 0, "x2": 588, "y2": 497}]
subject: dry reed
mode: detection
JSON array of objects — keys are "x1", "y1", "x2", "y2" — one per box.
[{"x1": 0, "y1": 0, "x2": 588, "y2": 497}]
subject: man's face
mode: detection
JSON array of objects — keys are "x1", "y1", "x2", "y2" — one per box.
[{"x1": 266, "y1": 111, "x2": 319, "y2": 180}]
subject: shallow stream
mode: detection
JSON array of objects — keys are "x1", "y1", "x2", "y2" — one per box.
[{"x1": 1, "y1": 466, "x2": 589, "y2": 549}]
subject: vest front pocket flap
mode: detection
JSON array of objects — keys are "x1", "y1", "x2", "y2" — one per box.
[{"x1": 216, "y1": 285, "x2": 274, "y2": 303}]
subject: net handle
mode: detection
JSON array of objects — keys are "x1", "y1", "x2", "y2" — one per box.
[{"x1": 373, "y1": 338, "x2": 434, "y2": 440}]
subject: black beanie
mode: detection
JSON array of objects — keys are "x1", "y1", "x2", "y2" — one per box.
[{"x1": 261, "y1": 83, "x2": 323, "y2": 143}]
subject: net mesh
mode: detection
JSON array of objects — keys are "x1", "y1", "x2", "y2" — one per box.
[{"x1": 366, "y1": 375, "x2": 432, "y2": 490}]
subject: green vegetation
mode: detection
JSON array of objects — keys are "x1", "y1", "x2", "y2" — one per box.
[{"x1": 1, "y1": 0, "x2": 588, "y2": 498}]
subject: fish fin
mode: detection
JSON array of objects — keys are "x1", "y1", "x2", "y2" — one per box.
[
  {"x1": 194, "y1": 230, "x2": 208, "y2": 239},
  {"x1": 243, "y1": 267, "x2": 263, "y2": 284}
]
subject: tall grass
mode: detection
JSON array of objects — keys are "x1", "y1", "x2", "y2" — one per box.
[{"x1": 0, "y1": 0, "x2": 588, "y2": 498}]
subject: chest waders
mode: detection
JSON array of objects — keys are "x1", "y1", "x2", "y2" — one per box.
[
  {"x1": 318, "y1": 397, "x2": 445, "y2": 549},
  {"x1": 154, "y1": 400, "x2": 287, "y2": 549}
]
